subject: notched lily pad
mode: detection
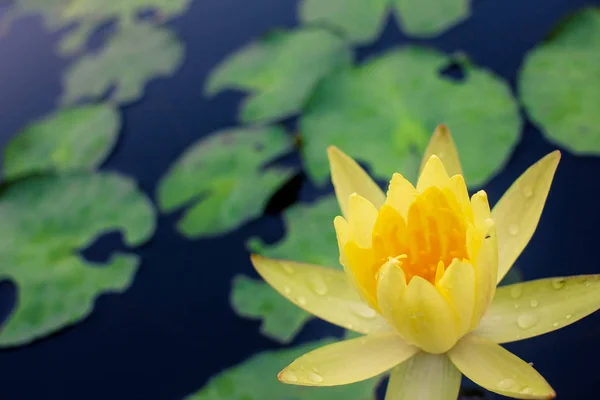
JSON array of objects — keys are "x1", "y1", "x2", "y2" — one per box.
[
  {"x1": 3, "y1": 105, "x2": 121, "y2": 180},
  {"x1": 61, "y1": 23, "x2": 185, "y2": 105},
  {"x1": 300, "y1": 46, "x2": 521, "y2": 187},
  {"x1": 205, "y1": 28, "x2": 352, "y2": 123},
  {"x1": 185, "y1": 338, "x2": 381, "y2": 400},
  {"x1": 157, "y1": 126, "x2": 297, "y2": 238},
  {"x1": 519, "y1": 8, "x2": 600, "y2": 154},
  {"x1": 233, "y1": 196, "x2": 341, "y2": 343},
  {"x1": 0, "y1": 173, "x2": 155, "y2": 347}
]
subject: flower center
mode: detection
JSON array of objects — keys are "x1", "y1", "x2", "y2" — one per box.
[{"x1": 372, "y1": 186, "x2": 469, "y2": 283}]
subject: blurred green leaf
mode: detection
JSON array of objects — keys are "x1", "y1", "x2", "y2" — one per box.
[
  {"x1": 205, "y1": 28, "x2": 352, "y2": 123},
  {"x1": 520, "y1": 8, "x2": 600, "y2": 154},
  {"x1": 157, "y1": 126, "x2": 296, "y2": 238},
  {"x1": 300, "y1": 46, "x2": 521, "y2": 187},
  {"x1": 185, "y1": 337, "x2": 381, "y2": 400},
  {"x1": 297, "y1": 0, "x2": 470, "y2": 42},
  {"x1": 0, "y1": 173, "x2": 155, "y2": 347},
  {"x1": 233, "y1": 196, "x2": 340, "y2": 343},
  {"x1": 61, "y1": 23, "x2": 184, "y2": 105},
  {"x1": 3, "y1": 105, "x2": 120, "y2": 180},
  {"x1": 4, "y1": 0, "x2": 192, "y2": 55}
]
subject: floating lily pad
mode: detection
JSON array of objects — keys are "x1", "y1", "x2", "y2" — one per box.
[
  {"x1": 300, "y1": 46, "x2": 521, "y2": 187},
  {"x1": 519, "y1": 8, "x2": 600, "y2": 154},
  {"x1": 0, "y1": 173, "x2": 155, "y2": 347},
  {"x1": 3, "y1": 105, "x2": 121, "y2": 180},
  {"x1": 61, "y1": 23, "x2": 185, "y2": 105},
  {"x1": 205, "y1": 28, "x2": 352, "y2": 123},
  {"x1": 4, "y1": 0, "x2": 192, "y2": 55},
  {"x1": 157, "y1": 126, "x2": 296, "y2": 238},
  {"x1": 298, "y1": 0, "x2": 470, "y2": 42},
  {"x1": 185, "y1": 338, "x2": 381, "y2": 400},
  {"x1": 233, "y1": 196, "x2": 341, "y2": 343}
]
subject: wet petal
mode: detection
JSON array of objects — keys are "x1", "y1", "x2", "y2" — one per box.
[
  {"x1": 436, "y1": 259, "x2": 475, "y2": 336},
  {"x1": 385, "y1": 353, "x2": 460, "y2": 400},
  {"x1": 416, "y1": 155, "x2": 450, "y2": 192},
  {"x1": 492, "y1": 151, "x2": 561, "y2": 283},
  {"x1": 278, "y1": 332, "x2": 418, "y2": 386},
  {"x1": 328, "y1": 146, "x2": 386, "y2": 218},
  {"x1": 385, "y1": 173, "x2": 417, "y2": 217},
  {"x1": 448, "y1": 335, "x2": 555, "y2": 399},
  {"x1": 474, "y1": 275, "x2": 600, "y2": 344},
  {"x1": 471, "y1": 219, "x2": 498, "y2": 328},
  {"x1": 347, "y1": 193, "x2": 378, "y2": 247},
  {"x1": 251, "y1": 255, "x2": 391, "y2": 334},
  {"x1": 419, "y1": 124, "x2": 463, "y2": 178}
]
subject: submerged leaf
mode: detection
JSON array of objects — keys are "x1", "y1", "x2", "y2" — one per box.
[
  {"x1": 300, "y1": 46, "x2": 521, "y2": 187},
  {"x1": 234, "y1": 197, "x2": 341, "y2": 343},
  {"x1": 157, "y1": 126, "x2": 296, "y2": 238},
  {"x1": 205, "y1": 28, "x2": 352, "y2": 123},
  {"x1": 3, "y1": 105, "x2": 120, "y2": 180},
  {"x1": 0, "y1": 173, "x2": 155, "y2": 347},
  {"x1": 185, "y1": 338, "x2": 381, "y2": 400},
  {"x1": 520, "y1": 8, "x2": 600, "y2": 154},
  {"x1": 61, "y1": 23, "x2": 185, "y2": 105}
]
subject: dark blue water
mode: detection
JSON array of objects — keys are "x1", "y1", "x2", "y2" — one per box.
[{"x1": 1, "y1": 0, "x2": 600, "y2": 399}]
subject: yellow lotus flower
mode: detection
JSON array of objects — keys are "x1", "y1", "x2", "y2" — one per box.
[{"x1": 251, "y1": 125, "x2": 600, "y2": 399}]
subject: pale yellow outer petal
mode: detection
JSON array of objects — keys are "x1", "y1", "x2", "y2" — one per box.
[
  {"x1": 419, "y1": 124, "x2": 463, "y2": 178},
  {"x1": 385, "y1": 173, "x2": 417, "y2": 217},
  {"x1": 492, "y1": 151, "x2": 561, "y2": 283},
  {"x1": 378, "y1": 268, "x2": 460, "y2": 354},
  {"x1": 385, "y1": 353, "x2": 461, "y2": 400},
  {"x1": 251, "y1": 255, "x2": 391, "y2": 334},
  {"x1": 448, "y1": 335, "x2": 555, "y2": 399},
  {"x1": 328, "y1": 146, "x2": 386, "y2": 218},
  {"x1": 416, "y1": 155, "x2": 450, "y2": 192},
  {"x1": 347, "y1": 193, "x2": 379, "y2": 247},
  {"x1": 436, "y1": 259, "x2": 475, "y2": 336},
  {"x1": 278, "y1": 332, "x2": 418, "y2": 386},
  {"x1": 474, "y1": 275, "x2": 600, "y2": 344},
  {"x1": 471, "y1": 218, "x2": 498, "y2": 329}
]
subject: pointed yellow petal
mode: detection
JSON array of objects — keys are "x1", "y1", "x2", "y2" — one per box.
[
  {"x1": 385, "y1": 353, "x2": 460, "y2": 400},
  {"x1": 376, "y1": 260, "x2": 408, "y2": 333},
  {"x1": 347, "y1": 193, "x2": 378, "y2": 247},
  {"x1": 474, "y1": 275, "x2": 600, "y2": 344},
  {"x1": 251, "y1": 255, "x2": 391, "y2": 334},
  {"x1": 419, "y1": 124, "x2": 463, "y2": 178},
  {"x1": 436, "y1": 259, "x2": 475, "y2": 336},
  {"x1": 333, "y1": 216, "x2": 349, "y2": 267},
  {"x1": 471, "y1": 219, "x2": 498, "y2": 328},
  {"x1": 471, "y1": 190, "x2": 491, "y2": 233},
  {"x1": 492, "y1": 151, "x2": 561, "y2": 283},
  {"x1": 385, "y1": 173, "x2": 417, "y2": 217},
  {"x1": 380, "y1": 273, "x2": 460, "y2": 354},
  {"x1": 328, "y1": 146, "x2": 386, "y2": 218},
  {"x1": 416, "y1": 155, "x2": 450, "y2": 192},
  {"x1": 448, "y1": 335, "x2": 555, "y2": 399},
  {"x1": 278, "y1": 332, "x2": 418, "y2": 386},
  {"x1": 445, "y1": 175, "x2": 472, "y2": 222}
]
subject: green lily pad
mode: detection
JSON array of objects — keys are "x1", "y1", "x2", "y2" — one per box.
[
  {"x1": 519, "y1": 8, "x2": 600, "y2": 154},
  {"x1": 4, "y1": 0, "x2": 192, "y2": 55},
  {"x1": 0, "y1": 173, "x2": 155, "y2": 347},
  {"x1": 391, "y1": 0, "x2": 471, "y2": 37},
  {"x1": 157, "y1": 126, "x2": 296, "y2": 238},
  {"x1": 205, "y1": 28, "x2": 352, "y2": 123},
  {"x1": 185, "y1": 338, "x2": 381, "y2": 400},
  {"x1": 3, "y1": 105, "x2": 121, "y2": 180},
  {"x1": 300, "y1": 46, "x2": 521, "y2": 187},
  {"x1": 233, "y1": 196, "x2": 341, "y2": 343},
  {"x1": 61, "y1": 23, "x2": 185, "y2": 105}
]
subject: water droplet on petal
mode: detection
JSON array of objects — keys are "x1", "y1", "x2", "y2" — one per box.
[
  {"x1": 520, "y1": 387, "x2": 534, "y2": 395},
  {"x1": 517, "y1": 312, "x2": 539, "y2": 329},
  {"x1": 307, "y1": 273, "x2": 328, "y2": 296},
  {"x1": 553, "y1": 322, "x2": 559, "y2": 327},
  {"x1": 282, "y1": 264, "x2": 295, "y2": 274},
  {"x1": 510, "y1": 286, "x2": 523, "y2": 299},
  {"x1": 280, "y1": 370, "x2": 298, "y2": 382},
  {"x1": 350, "y1": 303, "x2": 377, "y2": 319},
  {"x1": 508, "y1": 224, "x2": 519, "y2": 236},
  {"x1": 522, "y1": 186, "x2": 533, "y2": 198},
  {"x1": 551, "y1": 278, "x2": 565, "y2": 289},
  {"x1": 530, "y1": 299, "x2": 539, "y2": 308},
  {"x1": 566, "y1": 314, "x2": 572, "y2": 319},
  {"x1": 498, "y1": 378, "x2": 516, "y2": 390},
  {"x1": 307, "y1": 371, "x2": 323, "y2": 383},
  {"x1": 514, "y1": 304, "x2": 520, "y2": 309},
  {"x1": 296, "y1": 296, "x2": 307, "y2": 305},
  {"x1": 283, "y1": 285, "x2": 291, "y2": 294}
]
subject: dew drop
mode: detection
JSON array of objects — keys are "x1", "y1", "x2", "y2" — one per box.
[
  {"x1": 307, "y1": 273, "x2": 328, "y2": 296},
  {"x1": 565, "y1": 314, "x2": 572, "y2": 319},
  {"x1": 520, "y1": 387, "x2": 534, "y2": 395},
  {"x1": 498, "y1": 378, "x2": 516, "y2": 390},
  {"x1": 280, "y1": 370, "x2": 298, "y2": 382},
  {"x1": 307, "y1": 371, "x2": 323, "y2": 383},
  {"x1": 296, "y1": 296, "x2": 307, "y2": 305},
  {"x1": 551, "y1": 278, "x2": 565, "y2": 289},
  {"x1": 282, "y1": 264, "x2": 295, "y2": 274},
  {"x1": 350, "y1": 303, "x2": 377, "y2": 319},
  {"x1": 517, "y1": 312, "x2": 539, "y2": 329},
  {"x1": 510, "y1": 286, "x2": 523, "y2": 299},
  {"x1": 530, "y1": 299, "x2": 539, "y2": 308},
  {"x1": 522, "y1": 186, "x2": 533, "y2": 198},
  {"x1": 553, "y1": 322, "x2": 559, "y2": 327},
  {"x1": 514, "y1": 304, "x2": 520, "y2": 309},
  {"x1": 508, "y1": 224, "x2": 519, "y2": 236},
  {"x1": 283, "y1": 286, "x2": 291, "y2": 295}
]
